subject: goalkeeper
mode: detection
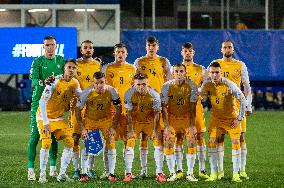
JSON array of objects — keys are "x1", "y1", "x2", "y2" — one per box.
[{"x1": 27, "y1": 36, "x2": 65, "y2": 181}]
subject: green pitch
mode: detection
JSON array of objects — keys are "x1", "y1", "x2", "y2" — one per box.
[{"x1": 0, "y1": 111, "x2": 283, "y2": 187}]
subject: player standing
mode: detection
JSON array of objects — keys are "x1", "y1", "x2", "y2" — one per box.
[
  {"x1": 37, "y1": 59, "x2": 81, "y2": 183},
  {"x1": 133, "y1": 36, "x2": 171, "y2": 179},
  {"x1": 28, "y1": 36, "x2": 65, "y2": 180}
]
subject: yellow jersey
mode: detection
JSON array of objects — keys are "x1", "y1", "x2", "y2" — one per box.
[
  {"x1": 102, "y1": 62, "x2": 136, "y2": 114},
  {"x1": 75, "y1": 58, "x2": 101, "y2": 90},
  {"x1": 212, "y1": 59, "x2": 249, "y2": 87},
  {"x1": 161, "y1": 79, "x2": 198, "y2": 117},
  {"x1": 134, "y1": 56, "x2": 171, "y2": 93},
  {"x1": 37, "y1": 75, "x2": 82, "y2": 125},
  {"x1": 124, "y1": 87, "x2": 161, "y2": 122},
  {"x1": 77, "y1": 85, "x2": 121, "y2": 121},
  {"x1": 200, "y1": 77, "x2": 246, "y2": 120},
  {"x1": 183, "y1": 62, "x2": 206, "y2": 87}
]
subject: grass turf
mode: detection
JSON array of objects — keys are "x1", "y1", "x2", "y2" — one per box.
[{"x1": 0, "y1": 111, "x2": 283, "y2": 187}]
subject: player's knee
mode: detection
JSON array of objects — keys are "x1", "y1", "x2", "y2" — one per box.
[
  {"x1": 165, "y1": 137, "x2": 174, "y2": 148},
  {"x1": 187, "y1": 147, "x2": 196, "y2": 154},
  {"x1": 175, "y1": 134, "x2": 184, "y2": 146},
  {"x1": 140, "y1": 139, "x2": 148, "y2": 148},
  {"x1": 208, "y1": 137, "x2": 217, "y2": 148},
  {"x1": 42, "y1": 138, "x2": 52, "y2": 149},
  {"x1": 232, "y1": 141, "x2": 240, "y2": 150},
  {"x1": 73, "y1": 145, "x2": 80, "y2": 153},
  {"x1": 106, "y1": 140, "x2": 116, "y2": 150},
  {"x1": 164, "y1": 147, "x2": 174, "y2": 155},
  {"x1": 153, "y1": 138, "x2": 163, "y2": 147},
  {"x1": 63, "y1": 136, "x2": 74, "y2": 148},
  {"x1": 126, "y1": 138, "x2": 135, "y2": 148},
  {"x1": 197, "y1": 132, "x2": 204, "y2": 140},
  {"x1": 240, "y1": 133, "x2": 245, "y2": 142},
  {"x1": 73, "y1": 133, "x2": 81, "y2": 145},
  {"x1": 218, "y1": 134, "x2": 225, "y2": 143}
]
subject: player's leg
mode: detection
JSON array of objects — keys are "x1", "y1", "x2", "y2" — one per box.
[
  {"x1": 139, "y1": 132, "x2": 148, "y2": 178},
  {"x1": 103, "y1": 123, "x2": 117, "y2": 182},
  {"x1": 57, "y1": 132, "x2": 74, "y2": 182},
  {"x1": 49, "y1": 133, "x2": 58, "y2": 177},
  {"x1": 153, "y1": 131, "x2": 166, "y2": 182},
  {"x1": 230, "y1": 132, "x2": 242, "y2": 183},
  {"x1": 239, "y1": 117, "x2": 249, "y2": 179},
  {"x1": 195, "y1": 104, "x2": 209, "y2": 179},
  {"x1": 185, "y1": 130, "x2": 198, "y2": 182},
  {"x1": 205, "y1": 118, "x2": 219, "y2": 181},
  {"x1": 164, "y1": 126, "x2": 176, "y2": 182},
  {"x1": 175, "y1": 133, "x2": 184, "y2": 179},
  {"x1": 27, "y1": 103, "x2": 40, "y2": 181},
  {"x1": 37, "y1": 121, "x2": 52, "y2": 183},
  {"x1": 72, "y1": 133, "x2": 81, "y2": 180},
  {"x1": 217, "y1": 134, "x2": 225, "y2": 179},
  {"x1": 123, "y1": 137, "x2": 136, "y2": 182}
]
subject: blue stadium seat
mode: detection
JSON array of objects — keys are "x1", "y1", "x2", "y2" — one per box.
[
  {"x1": 21, "y1": 0, "x2": 57, "y2": 3},
  {"x1": 84, "y1": 0, "x2": 120, "y2": 4}
]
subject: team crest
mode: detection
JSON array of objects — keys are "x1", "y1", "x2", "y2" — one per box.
[
  {"x1": 110, "y1": 72, "x2": 114, "y2": 78},
  {"x1": 57, "y1": 64, "x2": 61, "y2": 69},
  {"x1": 222, "y1": 93, "x2": 226, "y2": 97},
  {"x1": 234, "y1": 69, "x2": 239, "y2": 74},
  {"x1": 77, "y1": 71, "x2": 81, "y2": 76},
  {"x1": 195, "y1": 73, "x2": 199, "y2": 77}
]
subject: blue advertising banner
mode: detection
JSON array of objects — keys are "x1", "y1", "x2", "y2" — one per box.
[
  {"x1": 122, "y1": 30, "x2": 284, "y2": 81},
  {"x1": 0, "y1": 27, "x2": 77, "y2": 74}
]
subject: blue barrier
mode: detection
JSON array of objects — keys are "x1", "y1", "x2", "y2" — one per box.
[{"x1": 122, "y1": 30, "x2": 284, "y2": 81}]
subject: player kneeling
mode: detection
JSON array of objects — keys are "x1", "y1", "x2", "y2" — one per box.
[
  {"x1": 75, "y1": 71, "x2": 121, "y2": 182},
  {"x1": 37, "y1": 59, "x2": 81, "y2": 183},
  {"x1": 161, "y1": 64, "x2": 199, "y2": 182}
]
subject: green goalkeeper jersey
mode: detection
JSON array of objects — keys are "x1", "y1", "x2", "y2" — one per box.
[{"x1": 30, "y1": 55, "x2": 65, "y2": 101}]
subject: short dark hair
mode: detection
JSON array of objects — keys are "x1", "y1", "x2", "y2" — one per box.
[
  {"x1": 65, "y1": 59, "x2": 78, "y2": 66},
  {"x1": 93, "y1": 71, "x2": 105, "y2": 79},
  {"x1": 209, "y1": 61, "x2": 221, "y2": 68},
  {"x1": 146, "y1": 36, "x2": 158, "y2": 44},
  {"x1": 182, "y1": 42, "x2": 193, "y2": 49},
  {"x1": 81, "y1": 40, "x2": 93, "y2": 46},
  {"x1": 222, "y1": 39, "x2": 234, "y2": 45},
  {"x1": 134, "y1": 72, "x2": 148, "y2": 80},
  {"x1": 44, "y1": 36, "x2": 56, "y2": 41},
  {"x1": 173, "y1": 63, "x2": 186, "y2": 71},
  {"x1": 114, "y1": 43, "x2": 127, "y2": 50}
]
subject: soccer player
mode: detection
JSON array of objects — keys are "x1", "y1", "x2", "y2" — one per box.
[
  {"x1": 123, "y1": 72, "x2": 166, "y2": 182},
  {"x1": 70, "y1": 40, "x2": 101, "y2": 181},
  {"x1": 75, "y1": 71, "x2": 122, "y2": 182},
  {"x1": 37, "y1": 59, "x2": 81, "y2": 183},
  {"x1": 179, "y1": 42, "x2": 209, "y2": 179},
  {"x1": 200, "y1": 62, "x2": 246, "y2": 182},
  {"x1": 161, "y1": 64, "x2": 198, "y2": 182},
  {"x1": 28, "y1": 36, "x2": 65, "y2": 180},
  {"x1": 211, "y1": 40, "x2": 252, "y2": 180},
  {"x1": 101, "y1": 43, "x2": 136, "y2": 178},
  {"x1": 133, "y1": 36, "x2": 171, "y2": 178}
]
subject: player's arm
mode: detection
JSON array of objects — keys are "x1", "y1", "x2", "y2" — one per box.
[
  {"x1": 164, "y1": 58, "x2": 172, "y2": 81},
  {"x1": 151, "y1": 90, "x2": 162, "y2": 139},
  {"x1": 30, "y1": 59, "x2": 43, "y2": 87},
  {"x1": 188, "y1": 80, "x2": 199, "y2": 135},
  {"x1": 109, "y1": 87, "x2": 122, "y2": 131},
  {"x1": 222, "y1": 78, "x2": 246, "y2": 128},
  {"x1": 70, "y1": 79, "x2": 83, "y2": 110},
  {"x1": 39, "y1": 82, "x2": 56, "y2": 134},
  {"x1": 161, "y1": 82, "x2": 170, "y2": 137},
  {"x1": 199, "y1": 81, "x2": 210, "y2": 101},
  {"x1": 75, "y1": 87, "x2": 92, "y2": 139},
  {"x1": 125, "y1": 88, "x2": 135, "y2": 139},
  {"x1": 240, "y1": 61, "x2": 252, "y2": 115}
]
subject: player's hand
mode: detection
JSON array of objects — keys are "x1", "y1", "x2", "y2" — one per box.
[
  {"x1": 246, "y1": 111, "x2": 252, "y2": 116},
  {"x1": 94, "y1": 57, "x2": 103, "y2": 64},
  {"x1": 108, "y1": 127, "x2": 116, "y2": 138},
  {"x1": 152, "y1": 130, "x2": 162, "y2": 140},
  {"x1": 127, "y1": 129, "x2": 135, "y2": 139},
  {"x1": 82, "y1": 128, "x2": 89, "y2": 140},
  {"x1": 231, "y1": 119, "x2": 241, "y2": 129},
  {"x1": 187, "y1": 126, "x2": 197, "y2": 138},
  {"x1": 163, "y1": 126, "x2": 173, "y2": 140},
  {"x1": 43, "y1": 124, "x2": 51, "y2": 136}
]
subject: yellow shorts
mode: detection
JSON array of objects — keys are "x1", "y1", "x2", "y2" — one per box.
[
  {"x1": 37, "y1": 120, "x2": 71, "y2": 140},
  {"x1": 84, "y1": 117, "x2": 113, "y2": 139},
  {"x1": 196, "y1": 100, "x2": 206, "y2": 133},
  {"x1": 208, "y1": 117, "x2": 241, "y2": 140}
]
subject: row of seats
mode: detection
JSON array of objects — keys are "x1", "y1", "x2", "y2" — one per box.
[{"x1": 1, "y1": 0, "x2": 120, "y2": 4}]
